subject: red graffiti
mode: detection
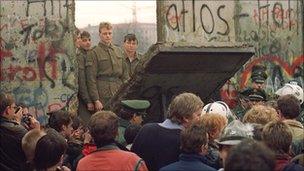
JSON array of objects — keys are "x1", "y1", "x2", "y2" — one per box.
[
  {"x1": 240, "y1": 55, "x2": 304, "y2": 89},
  {"x1": 220, "y1": 80, "x2": 238, "y2": 109},
  {"x1": 0, "y1": 42, "x2": 59, "y2": 81}
]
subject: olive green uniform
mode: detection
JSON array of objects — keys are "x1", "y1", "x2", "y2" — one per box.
[
  {"x1": 77, "y1": 48, "x2": 93, "y2": 123},
  {"x1": 124, "y1": 51, "x2": 143, "y2": 77},
  {"x1": 85, "y1": 42, "x2": 128, "y2": 108}
]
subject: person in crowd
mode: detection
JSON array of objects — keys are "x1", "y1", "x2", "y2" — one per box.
[
  {"x1": 262, "y1": 120, "x2": 304, "y2": 171},
  {"x1": 234, "y1": 88, "x2": 267, "y2": 119},
  {"x1": 77, "y1": 31, "x2": 94, "y2": 124},
  {"x1": 251, "y1": 123, "x2": 264, "y2": 141},
  {"x1": 86, "y1": 22, "x2": 129, "y2": 111},
  {"x1": 33, "y1": 128, "x2": 69, "y2": 171},
  {"x1": 277, "y1": 94, "x2": 304, "y2": 156},
  {"x1": 116, "y1": 99, "x2": 150, "y2": 146},
  {"x1": 160, "y1": 119, "x2": 217, "y2": 171},
  {"x1": 48, "y1": 110, "x2": 73, "y2": 139},
  {"x1": 131, "y1": 92, "x2": 204, "y2": 171},
  {"x1": 77, "y1": 111, "x2": 148, "y2": 171},
  {"x1": 250, "y1": 64, "x2": 268, "y2": 91},
  {"x1": 123, "y1": 33, "x2": 143, "y2": 77},
  {"x1": 242, "y1": 104, "x2": 279, "y2": 125},
  {"x1": 225, "y1": 139, "x2": 276, "y2": 171},
  {"x1": 216, "y1": 120, "x2": 253, "y2": 171},
  {"x1": 200, "y1": 113, "x2": 228, "y2": 169},
  {"x1": 0, "y1": 92, "x2": 39, "y2": 170},
  {"x1": 124, "y1": 124, "x2": 142, "y2": 150},
  {"x1": 275, "y1": 82, "x2": 304, "y2": 124},
  {"x1": 22, "y1": 129, "x2": 47, "y2": 169}
]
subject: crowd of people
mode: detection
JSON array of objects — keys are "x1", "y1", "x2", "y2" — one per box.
[{"x1": 0, "y1": 21, "x2": 303, "y2": 171}]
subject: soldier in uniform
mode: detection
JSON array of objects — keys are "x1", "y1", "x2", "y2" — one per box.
[
  {"x1": 77, "y1": 31, "x2": 94, "y2": 124},
  {"x1": 86, "y1": 22, "x2": 129, "y2": 111},
  {"x1": 116, "y1": 99, "x2": 150, "y2": 146},
  {"x1": 123, "y1": 33, "x2": 143, "y2": 77}
]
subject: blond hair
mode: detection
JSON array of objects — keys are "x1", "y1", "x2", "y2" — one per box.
[
  {"x1": 22, "y1": 129, "x2": 46, "y2": 162},
  {"x1": 243, "y1": 105, "x2": 279, "y2": 125},
  {"x1": 99, "y1": 22, "x2": 112, "y2": 32}
]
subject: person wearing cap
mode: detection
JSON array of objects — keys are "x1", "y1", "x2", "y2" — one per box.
[
  {"x1": 116, "y1": 100, "x2": 150, "y2": 146},
  {"x1": 77, "y1": 31, "x2": 94, "y2": 124},
  {"x1": 250, "y1": 64, "x2": 268, "y2": 90},
  {"x1": 123, "y1": 33, "x2": 143, "y2": 77},
  {"x1": 233, "y1": 88, "x2": 267, "y2": 119},
  {"x1": 215, "y1": 120, "x2": 253, "y2": 170}
]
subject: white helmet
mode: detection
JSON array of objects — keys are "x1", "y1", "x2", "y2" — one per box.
[
  {"x1": 202, "y1": 101, "x2": 232, "y2": 118},
  {"x1": 275, "y1": 83, "x2": 303, "y2": 104}
]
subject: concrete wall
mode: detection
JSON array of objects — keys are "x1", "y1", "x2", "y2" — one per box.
[
  {"x1": 157, "y1": 0, "x2": 303, "y2": 106},
  {"x1": 0, "y1": 0, "x2": 77, "y2": 124}
]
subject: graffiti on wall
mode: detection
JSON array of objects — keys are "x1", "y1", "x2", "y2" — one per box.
[
  {"x1": 159, "y1": 0, "x2": 303, "y2": 108},
  {"x1": 0, "y1": 0, "x2": 76, "y2": 124},
  {"x1": 162, "y1": 0, "x2": 235, "y2": 45}
]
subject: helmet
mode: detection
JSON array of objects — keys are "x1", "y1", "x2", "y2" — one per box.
[
  {"x1": 275, "y1": 83, "x2": 303, "y2": 104},
  {"x1": 202, "y1": 101, "x2": 232, "y2": 118}
]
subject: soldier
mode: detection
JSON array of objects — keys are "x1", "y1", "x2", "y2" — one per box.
[
  {"x1": 116, "y1": 99, "x2": 150, "y2": 146},
  {"x1": 86, "y1": 22, "x2": 129, "y2": 111},
  {"x1": 77, "y1": 31, "x2": 94, "y2": 123},
  {"x1": 123, "y1": 33, "x2": 143, "y2": 77},
  {"x1": 250, "y1": 65, "x2": 268, "y2": 90}
]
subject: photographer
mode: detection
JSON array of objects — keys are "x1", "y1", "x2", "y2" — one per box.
[
  {"x1": 0, "y1": 92, "x2": 40, "y2": 170},
  {"x1": 18, "y1": 103, "x2": 40, "y2": 130}
]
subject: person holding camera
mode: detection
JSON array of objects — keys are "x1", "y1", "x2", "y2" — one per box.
[{"x1": 0, "y1": 92, "x2": 40, "y2": 170}]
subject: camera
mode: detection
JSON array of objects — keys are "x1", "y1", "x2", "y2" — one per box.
[{"x1": 21, "y1": 114, "x2": 33, "y2": 127}]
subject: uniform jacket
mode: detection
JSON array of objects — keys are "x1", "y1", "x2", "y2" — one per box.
[
  {"x1": 123, "y1": 51, "x2": 143, "y2": 77},
  {"x1": 85, "y1": 42, "x2": 129, "y2": 106}
]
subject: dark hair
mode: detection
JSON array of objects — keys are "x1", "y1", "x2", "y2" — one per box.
[
  {"x1": 124, "y1": 124, "x2": 142, "y2": 144},
  {"x1": 262, "y1": 121, "x2": 292, "y2": 154},
  {"x1": 0, "y1": 92, "x2": 14, "y2": 115},
  {"x1": 48, "y1": 110, "x2": 72, "y2": 132},
  {"x1": 225, "y1": 139, "x2": 275, "y2": 171},
  {"x1": 80, "y1": 31, "x2": 91, "y2": 39},
  {"x1": 251, "y1": 123, "x2": 264, "y2": 141},
  {"x1": 33, "y1": 129, "x2": 67, "y2": 170},
  {"x1": 180, "y1": 119, "x2": 208, "y2": 154},
  {"x1": 71, "y1": 116, "x2": 84, "y2": 130},
  {"x1": 124, "y1": 33, "x2": 138, "y2": 43},
  {"x1": 89, "y1": 111, "x2": 118, "y2": 147},
  {"x1": 277, "y1": 94, "x2": 300, "y2": 119}
]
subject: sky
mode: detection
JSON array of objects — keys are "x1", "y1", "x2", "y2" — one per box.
[{"x1": 75, "y1": 0, "x2": 156, "y2": 28}]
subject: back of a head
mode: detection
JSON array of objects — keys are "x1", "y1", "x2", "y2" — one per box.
[
  {"x1": 48, "y1": 110, "x2": 72, "y2": 132},
  {"x1": 0, "y1": 92, "x2": 14, "y2": 115},
  {"x1": 201, "y1": 113, "x2": 228, "y2": 140},
  {"x1": 180, "y1": 119, "x2": 208, "y2": 154},
  {"x1": 277, "y1": 94, "x2": 301, "y2": 119},
  {"x1": 33, "y1": 129, "x2": 67, "y2": 170},
  {"x1": 225, "y1": 139, "x2": 275, "y2": 171},
  {"x1": 262, "y1": 120, "x2": 293, "y2": 154},
  {"x1": 243, "y1": 105, "x2": 279, "y2": 125},
  {"x1": 22, "y1": 129, "x2": 46, "y2": 162},
  {"x1": 167, "y1": 92, "x2": 203, "y2": 124},
  {"x1": 275, "y1": 83, "x2": 303, "y2": 104},
  {"x1": 89, "y1": 111, "x2": 118, "y2": 146}
]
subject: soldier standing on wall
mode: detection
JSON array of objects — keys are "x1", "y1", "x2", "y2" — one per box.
[
  {"x1": 77, "y1": 31, "x2": 94, "y2": 124},
  {"x1": 123, "y1": 33, "x2": 143, "y2": 77},
  {"x1": 85, "y1": 22, "x2": 129, "y2": 111}
]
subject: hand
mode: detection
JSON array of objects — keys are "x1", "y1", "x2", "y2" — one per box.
[
  {"x1": 28, "y1": 116, "x2": 40, "y2": 130},
  {"x1": 83, "y1": 130, "x2": 92, "y2": 144},
  {"x1": 87, "y1": 102, "x2": 94, "y2": 111},
  {"x1": 94, "y1": 100, "x2": 103, "y2": 111},
  {"x1": 13, "y1": 107, "x2": 23, "y2": 124}
]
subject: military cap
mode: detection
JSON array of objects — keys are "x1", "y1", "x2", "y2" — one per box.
[
  {"x1": 240, "y1": 88, "x2": 267, "y2": 102},
  {"x1": 251, "y1": 65, "x2": 267, "y2": 83},
  {"x1": 121, "y1": 100, "x2": 150, "y2": 115}
]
